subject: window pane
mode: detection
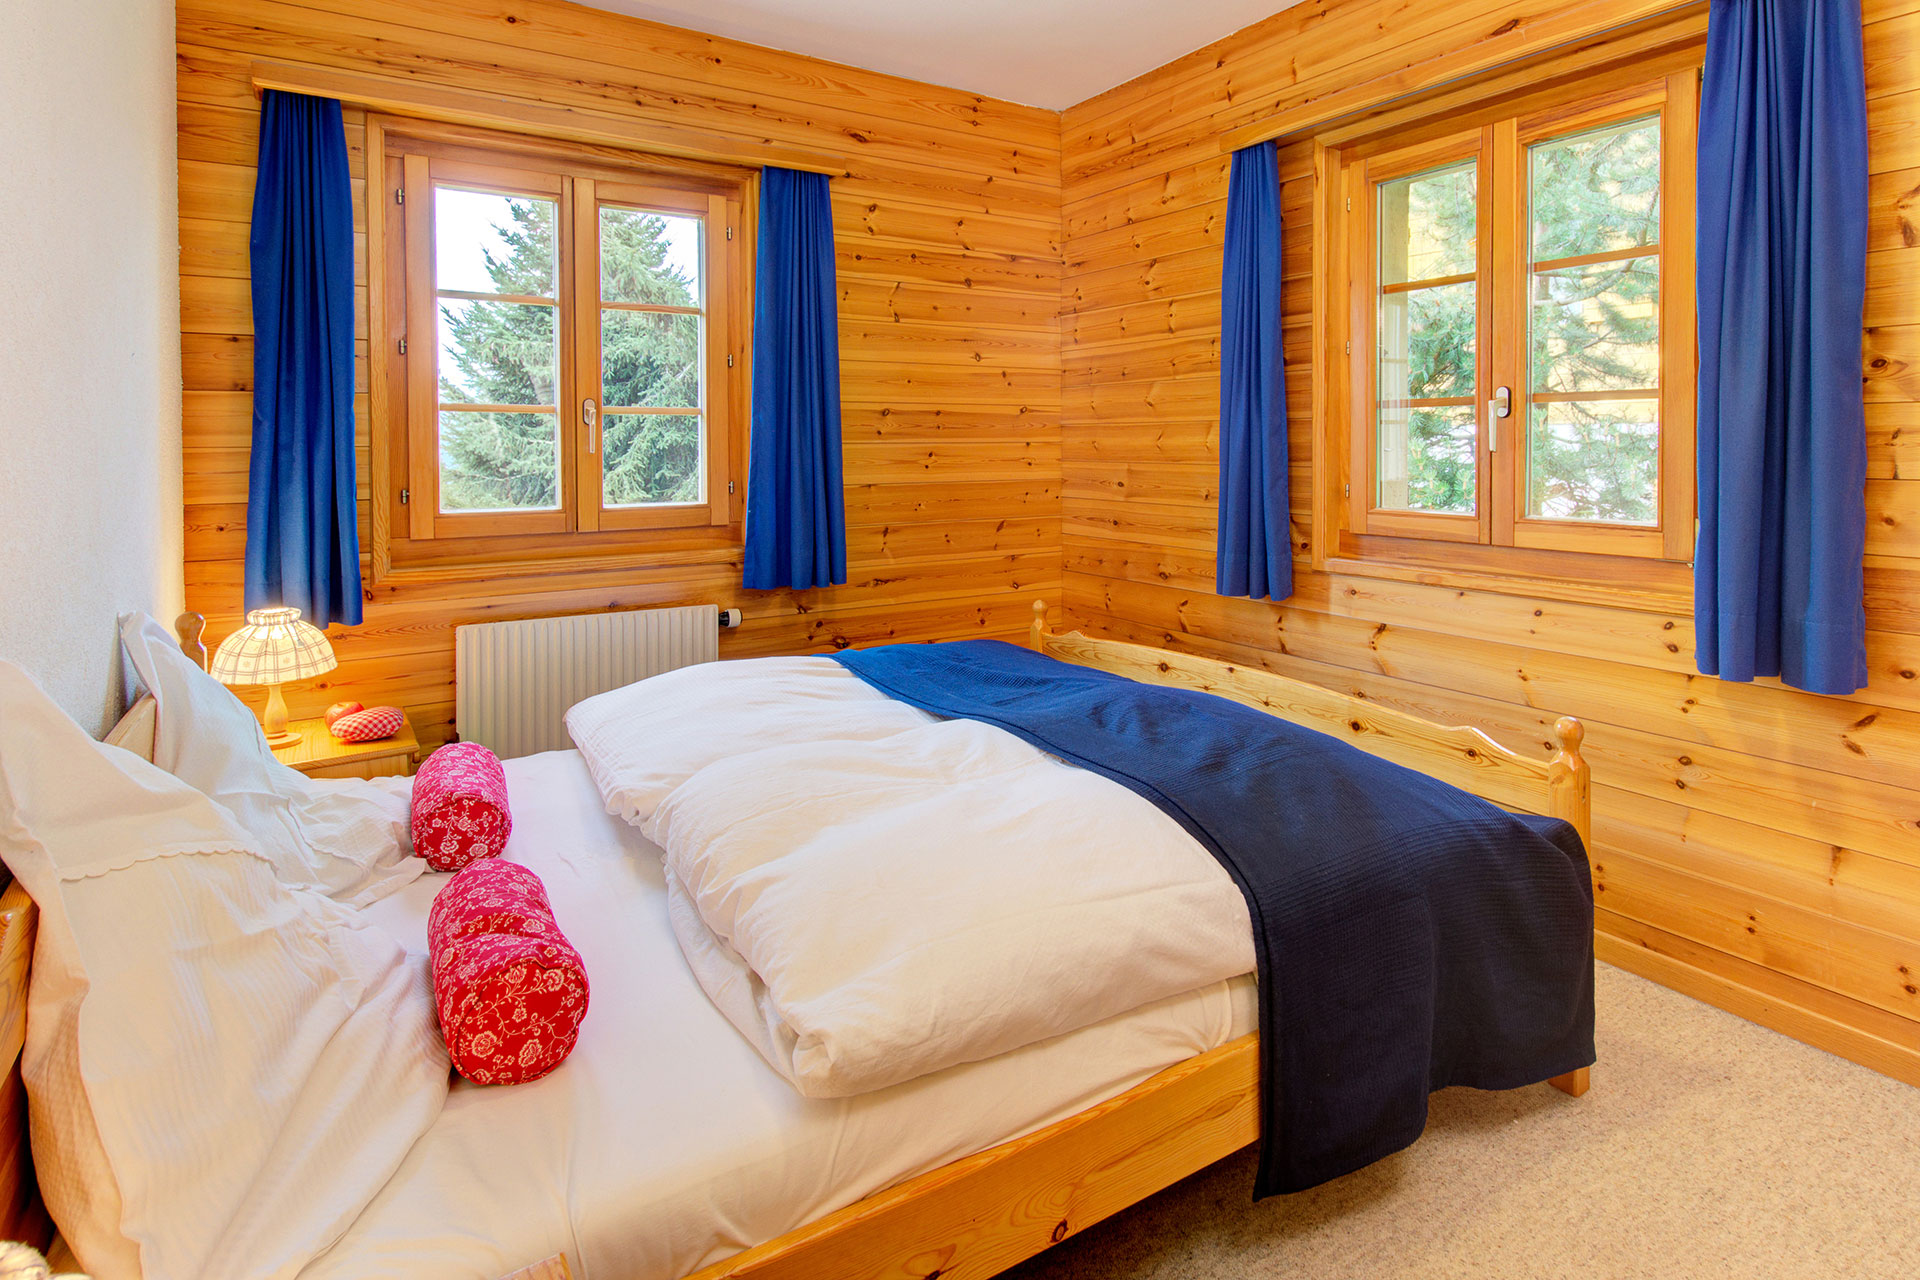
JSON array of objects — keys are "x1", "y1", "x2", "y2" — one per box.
[
  {"x1": 438, "y1": 300, "x2": 558, "y2": 407},
  {"x1": 602, "y1": 310, "x2": 700, "y2": 410},
  {"x1": 1379, "y1": 406, "x2": 1477, "y2": 515},
  {"x1": 438, "y1": 410, "x2": 560, "y2": 513},
  {"x1": 1530, "y1": 117, "x2": 1660, "y2": 262},
  {"x1": 1527, "y1": 399, "x2": 1658, "y2": 523},
  {"x1": 601, "y1": 207, "x2": 702, "y2": 307},
  {"x1": 1378, "y1": 161, "x2": 1477, "y2": 286},
  {"x1": 602, "y1": 413, "x2": 702, "y2": 507},
  {"x1": 1531, "y1": 256, "x2": 1659, "y2": 393},
  {"x1": 435, "y1": 188, "x2": 557, "y2": 297},
  {"x1": 1380, "y1": 281, "x2": 1477, "y2": 401}
]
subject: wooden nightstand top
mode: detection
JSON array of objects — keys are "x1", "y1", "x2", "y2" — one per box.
[{"x1": 272, "y1": 715, "x2": 421, "y2": 779}]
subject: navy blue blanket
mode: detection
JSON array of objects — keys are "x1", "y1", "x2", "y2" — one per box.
[{"x1": 832, "y1": 640, "x2": 1594, "y2": 1197}]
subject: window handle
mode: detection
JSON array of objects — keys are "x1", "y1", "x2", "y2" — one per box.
[
  {"x1": 582, "y1": 398, "x2": 599, "y2": 455},
  {"x1": 1487, "y1": 386, "x2": 1511, "y2": 452}
]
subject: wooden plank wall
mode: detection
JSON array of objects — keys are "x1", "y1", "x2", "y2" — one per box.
[
  {"x1": 1059, "y1": 0, "x2": 1920, "y2": 1084},
  {"x1": 177, "y1": 0, "x2": 1920, "y2": 1083},
  {"x1": 177, "y1": 0, "x2": 1064, "y2": 749}
]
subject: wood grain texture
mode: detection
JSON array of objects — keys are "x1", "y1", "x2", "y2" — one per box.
[
  {"x1": 1036, "y1": 606, "x2": 1591, "y2": 850},
  {"x1": 251, "y1": 60, "x2": 844, "y2": 174},
  {"x1": 177, "y1": 0, "x2": 1063, "y2": 750},
  {"x1": 1060, "y1": 0, "x2": 1920, "y2": 1086},
  {"x1": 683, "y1": 1035, "x2": 1260, "y2": 1280},
  {"x1": 269, "y1": 715, "x2": 420, "y2": 778},
  {"x1": 171, "y1": 0, "x2": 1920, "y2": 1180}
]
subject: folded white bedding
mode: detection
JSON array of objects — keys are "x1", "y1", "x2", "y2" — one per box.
[
  {"x1": 572, "y1": 658, "x2": 1254, "y2": 1099},
  {"x1": 319, "y1": 750, "x2": 1259, "y2": 1280},
  {"x1": 565, "y1": 656, "x2": 936, "y2": 825}
]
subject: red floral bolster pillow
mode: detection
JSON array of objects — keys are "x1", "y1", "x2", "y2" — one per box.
[
  {"x1": 411, "y1": 742, "x2": 512, "y2": 872},
  {"x1": 428, "y1": 860, "x2": 590, "y2": 1085}
]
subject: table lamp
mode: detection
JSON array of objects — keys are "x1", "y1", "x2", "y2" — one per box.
[{"x1": 210, "y1": 606, "x2": 339, "y2": 747}]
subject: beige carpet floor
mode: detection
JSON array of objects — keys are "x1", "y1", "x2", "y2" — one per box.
[{"x1": 1005, "y1": 962, "x2": 1920, "y2": 1280}]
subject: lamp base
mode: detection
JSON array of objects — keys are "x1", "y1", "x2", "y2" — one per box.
[{"x1": 261, "y1": 683, "x2": 298, "y2": 748}]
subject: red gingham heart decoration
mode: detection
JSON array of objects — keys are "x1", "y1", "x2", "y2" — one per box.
[{"x1": 331, "y1": 705, "x2": 406, "y2": 742}]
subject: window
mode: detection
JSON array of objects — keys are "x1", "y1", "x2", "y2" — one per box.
[
  {"x1": 1331, "y1": 71, "x2": 1698, "y2": 579},
  {"x1": 371, "y1": 121, "x2": 746, "y2": 569}
]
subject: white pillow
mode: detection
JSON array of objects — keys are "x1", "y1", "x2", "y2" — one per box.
[
  {"x1": 0, "y1": 660, "x2": 449, "y2": 1280},
  {"x1": 117, "y1": 612, "x2": 421, "y2": 907},
  {"x1": 101, "y1": 694, "x2": 156, "y2": 761}
]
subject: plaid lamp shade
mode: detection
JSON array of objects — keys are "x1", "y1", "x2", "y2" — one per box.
[{"x1": 210, "y1": 607, "x2": 339, "y2": 687}]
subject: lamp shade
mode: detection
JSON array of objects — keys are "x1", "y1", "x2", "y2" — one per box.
[{"x1": 210, "y1": 607, "x2": 338, "y2": 687}]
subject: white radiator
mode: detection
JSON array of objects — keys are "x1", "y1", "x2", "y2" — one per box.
[{"x1": 455, "y1": 605, "x2": 720, "y2": 759}]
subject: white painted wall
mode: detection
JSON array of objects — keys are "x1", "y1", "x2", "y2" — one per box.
[{"x1": 0, "y1": 0, "x2": 182, "y2": 734}]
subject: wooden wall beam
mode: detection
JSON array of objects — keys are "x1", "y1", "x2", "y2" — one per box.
[{"x1": 248, "y1": 59, "x2": 846, "y2": 175}]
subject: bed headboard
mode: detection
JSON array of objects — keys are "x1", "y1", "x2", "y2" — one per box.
[{"x1": 1027, "y1": 600, "x2": 1591, "y2": 852}]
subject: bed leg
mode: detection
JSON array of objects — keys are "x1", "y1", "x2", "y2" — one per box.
[{"x1": 1549, "y1": 1067, "x2": 1590, "y2": 1098}]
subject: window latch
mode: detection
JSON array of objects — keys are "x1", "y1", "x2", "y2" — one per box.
[
  {"x1": 582, "y1": 398, "x2": 599, "y2": 455},
  {"x1": 1487, "y1": 386, "x2": 1511, "y2": 452}
]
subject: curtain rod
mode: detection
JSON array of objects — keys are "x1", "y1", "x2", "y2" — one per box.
[{"x1": 1218, "y1": 0, "x2": 1709, "y2": 154}]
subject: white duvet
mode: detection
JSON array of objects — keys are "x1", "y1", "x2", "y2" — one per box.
[{"x1": 567, "y1": 657, "x2": 1253, "y2": 1098}]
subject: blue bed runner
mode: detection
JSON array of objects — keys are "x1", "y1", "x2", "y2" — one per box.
[{"x1": 831, "y1": 640, "x2": 1595, "y2": 1197}]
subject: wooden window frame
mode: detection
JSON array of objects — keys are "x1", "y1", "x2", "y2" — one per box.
[
  {"x1": 1315, "y1": 52, "x2": 1703, "y2": 603},
  {"x1": 1349, "y1": 129, "x2": 1492, "y2": 548},
  {"x1": 367, "y1": 117, "x2": 752, "y2": 580}
]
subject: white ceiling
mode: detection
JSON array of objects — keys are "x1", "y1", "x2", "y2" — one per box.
[{"x1": 579, "y1": 0, "x2": 1307, "y2": 111}]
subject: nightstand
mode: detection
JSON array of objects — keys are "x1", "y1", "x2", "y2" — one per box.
[{"x1": 271, "y1": 715, "x2": 421, "y2": 779}]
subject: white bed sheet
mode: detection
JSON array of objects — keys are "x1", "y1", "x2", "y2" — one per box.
[{"x1": 304, "y1": 749, "x2": 1256, "y2": 1280}]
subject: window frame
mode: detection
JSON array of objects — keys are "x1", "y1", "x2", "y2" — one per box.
[
  {"x1": 367, "y1": 117, "x2": 751, "y2": 578},
  {"x1": 573, "y1": 178, "x2": 734, "y2": 534},
  {"x1": 1320, "y1": 64, "x2": 1701, "y2": 593},
  {"x1": 1349, "y1": 129, "x2": 1493, "y2": 547}
]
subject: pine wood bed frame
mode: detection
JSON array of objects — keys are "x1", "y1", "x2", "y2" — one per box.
[{"x1": 0, "y1": 603, "x2": 1591, "y2": 1277}]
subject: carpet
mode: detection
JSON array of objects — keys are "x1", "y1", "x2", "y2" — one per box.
[{"x1": 1006, "y1": 962, "x2": 1920, "y2": 1279}]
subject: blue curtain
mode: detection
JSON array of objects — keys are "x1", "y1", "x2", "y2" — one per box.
[
  {"x1": 743, "y1": 167, "x2": 846, "y2": 590},
  {"x1": 1216, "y1": 141, "x2": 1291, "y2": 601},
  {"x1": 246, "y1": 90, "x2": 361, "y2": 628},
  {"x1": 1695, "y1": 0, "x2": 1869, "y2": 695}
]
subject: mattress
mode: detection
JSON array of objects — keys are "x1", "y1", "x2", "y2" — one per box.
[{"x1": 303, "y1": 749, "x2": 1257, "y2": 1280}]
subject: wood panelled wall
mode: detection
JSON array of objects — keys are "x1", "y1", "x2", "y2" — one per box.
[
  {"x1": 178, "y1": 0, "x2": 1920, "y2": 1084},
  {"x1": 177, "y1": 0, "x2": 1063, "y2": 749},
  {"x1": 1059, "y1": 0, "x2": 1920, "y2": 1084}
]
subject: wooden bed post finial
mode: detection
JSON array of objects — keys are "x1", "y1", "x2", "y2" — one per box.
[
  {"x1": 1546, "y1": 715, "x2": 1592, "y2": 858},
  {"x1": 1553, "y1": 715, "x2": 1585, "y2": 760},
  {"x1": 175, "y1": 612, "x2": 208, "y2": 672},
  {"x1": 1030, "y1": 599, "x2": 1049, "y2": 652}
]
